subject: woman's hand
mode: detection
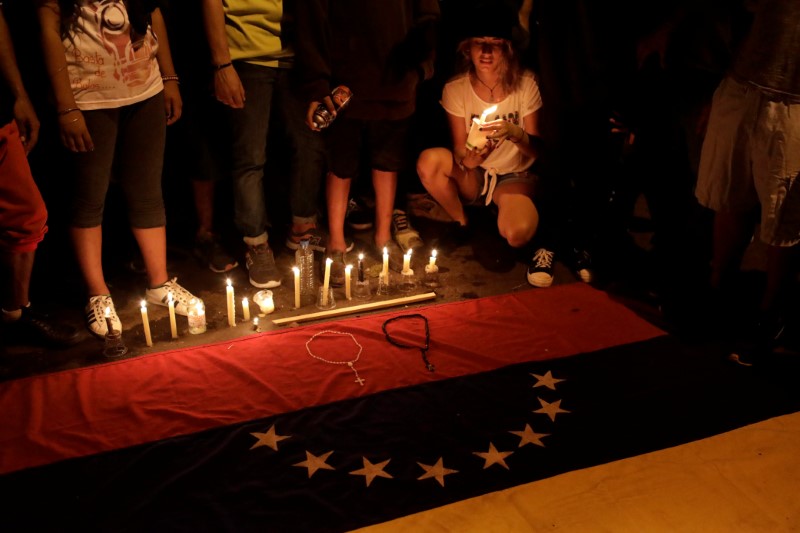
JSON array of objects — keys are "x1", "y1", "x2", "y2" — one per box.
[
  {"x1": 461, "y1": 141, "x2": 496, "y2": 169},
  {"x1": 481, "y1": 119, "x2": 525, "y2": 144},
  {"x1": 163, "y1": 81, "x2": 182, "y2": 125},
  {"x1": 58, "y1": 111, "x2": 93, "y2": 152}
]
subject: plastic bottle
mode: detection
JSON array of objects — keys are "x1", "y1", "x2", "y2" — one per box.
[{"x1": 296, "y1": 240, "x2": 317, "y2": 306}]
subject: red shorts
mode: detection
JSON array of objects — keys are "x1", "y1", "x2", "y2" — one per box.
[{"x1": 0, "y1": 121, "x2": 47, "y2": 253}]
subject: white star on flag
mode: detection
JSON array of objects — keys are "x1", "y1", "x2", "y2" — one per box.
[
  {"x1": 417, "y1": 457, "x2": 458, "y2": 487},
  {"x1": 293, "y1": 450, "x2": 335, "y2": 478},
  {"x1": 534, "y1": 397, "x2": 570, "y2": 421},
  {"x1": 249, "y1": 424, "x2": 291, "y2": 451},
  {"x1": 509, "y1": 423, "x2": 550, "y2": 447},
  {"x1": 531, "y1": 370, "x2": 565, "y2": 390},
  {"x1": 473, "y1": 442, "x2": 513, "y2": 470},
  {"x1": 350, "y1": 457, "x2": 393, "y2": 487}
]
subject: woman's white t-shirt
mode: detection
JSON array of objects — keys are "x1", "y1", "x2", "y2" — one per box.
[
  {"x1": 441, "y1": 71, "x2": 542, "y2": 174},
  {"x1": 64, "y1": 0, "x2": 163, "y2": 110}
]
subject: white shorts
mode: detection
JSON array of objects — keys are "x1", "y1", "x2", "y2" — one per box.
[{"x1": 696, "y1": 76, "x2": 800, "y2": 246}]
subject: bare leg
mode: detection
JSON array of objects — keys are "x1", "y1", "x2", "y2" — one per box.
[
  {"x1": 71, "y1": 226, "x2": 109, "y2": 296},
  {"x1": 1, "y1": 250, "x2": 34, "y2": 310},
  {"x1": 132, "y1": 226, "x2": 169, "y2": 288},
  {"x1": 326, "y1": 172, "x2": 351, "y2": 253},
  {"x1": 493, "y1": 183, "x2": 539, "y2": 248},
  {"x1": 372, "y1": 169, "x2": 397, "y2": 247},
  {"x1": 710, "y1": 211, "x2": 753, "y2": 291},
  {"x1": 417, "y1": 147, "x2": 479, "y2": 226},
  {"x1": 192, "y1": 180, "x2": 215, "y2": 238}
]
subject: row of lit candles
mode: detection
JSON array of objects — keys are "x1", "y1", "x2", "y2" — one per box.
[{"x1": 133, "y1": 249, "x2": 440, "y2": 346}]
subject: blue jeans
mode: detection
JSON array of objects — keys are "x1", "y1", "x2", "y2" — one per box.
[{"x1": 228, "y1": 62, "x2": 324, "y2": 239}]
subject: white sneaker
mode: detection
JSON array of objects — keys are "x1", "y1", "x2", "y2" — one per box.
[
  {"x1": 85, "y1": 294, "x2": 122, "y2": 337},
  {"x1": 527, "y1": 248, "x2": 555, "y2": 288},
  {"x1": 146, "y1": 278, "x2": 202, "y2": 316}
]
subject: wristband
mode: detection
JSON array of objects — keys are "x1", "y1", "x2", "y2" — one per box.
[
  {"x1": 213, "y1": 62, "x2": 233, "y2": 71},
  {"x1": 161, "y1": 75, "x2": 180, "y2": 83}
]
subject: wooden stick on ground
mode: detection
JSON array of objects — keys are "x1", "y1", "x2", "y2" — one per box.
[{"x1": 271, "y1": 292, "x2": 437, "y2": 325}]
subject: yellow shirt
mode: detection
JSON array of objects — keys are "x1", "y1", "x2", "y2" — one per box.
[{"x1": 223, "y1": 0, "x2": 293, "y2": 67}]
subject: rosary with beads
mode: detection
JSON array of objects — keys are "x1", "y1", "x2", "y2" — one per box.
[
  {"x1": 305, "y1": 330, "x2": 365, "y2": 386},
  {"x1": 382, "y1": 314, "x2": 435, "y2": 372}
]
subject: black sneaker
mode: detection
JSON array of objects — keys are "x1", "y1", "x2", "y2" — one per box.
[
  {"x1": 246, "y1": 243, "x2": 281, "y2": 288},
  {"x1": 346, "y1": 197, "x2": 374, "y2": 230},
  {"x1": 3, "y1": 306, "x2": 81, "y2": 348},
  {"x1": 527, "y1": 248, "x2": 555, "y2": 288},
  {"x1": 195, "y1": 234, "x2": 238, "y2": 273},
  {"x1": 570, "y1": 248, "x2": 594, "y2": 283}
]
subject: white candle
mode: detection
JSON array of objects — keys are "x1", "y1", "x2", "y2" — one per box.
[
  {"x1": 382, "y1": 247, "x2": 389, "y2": 280},
  {"x1": 429, "y1": 249, "x2": 437, "y2": 267},
  {"x1": 168, "y1": 292, "x2": 178, "y2": 339},
  {"x1": 322, "y1": 257, "x2": 332, "y2": 307},
  {"x1": 104, "y1": 306, "x2": 113, "y2": 335},
  {"x1": 226, "y1": 278, "x2": 235, "y2": 327},
  {"x1": 188, "y1": 300, "x2": 207, "y2": 335},
  {"x1": 242, "y1": 297, "x2": 250, "y2": 321},
  {"x1": 253, "y1": 316, "x2": 260, "y2": 331},
  {"x1": 292, "y1": 266, "x2": 301, "y2": 308},
  {"x1": 140, "y1": 300, "x2": 153, "y2": 347},
  {"x1": 465, "y1": 104, "x2": 498, "y2": 150},
  {"x1": 402, "y1": 249, "x2": 412, "y2": 273},
  {"x1": 345, "y1": 264, "x2": 352, "y2": 300}
]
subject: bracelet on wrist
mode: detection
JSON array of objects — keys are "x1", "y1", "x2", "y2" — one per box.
[
  {"x1": 161, "y1": 75, "x2": 180, "y2": 84},
  {"x1": 58, "y1": 107, "x2": 80, "y2": 116},
  {"x1": 213, "y1": 62, "x2": 233, "y2": 72}
]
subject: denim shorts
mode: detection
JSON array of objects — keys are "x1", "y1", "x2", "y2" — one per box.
[{"x1": 326, "y1": 116, "x2": 412, "y2": 180}]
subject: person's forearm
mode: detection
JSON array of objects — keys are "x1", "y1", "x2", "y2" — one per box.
[
  {"x1": 151, "y1": 8, "x2": 177, "y2": 77},
  {"x1": 201, "y1": 0, "x2": 231, "y2": 67},
  {"x1": 37, "y1": 2, "x2": 77, "y2": 111},
  {"x1": 0, "y1": 10, "x2": 26, "y2": 100}
]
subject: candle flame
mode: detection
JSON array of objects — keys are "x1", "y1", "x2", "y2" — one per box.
[
  {"x1": 140, "y1": 300, "x2": 147, "y2": 309},
  {"x1": 292, "y1": 266, "x2": 299, "y2": 274},
  {"x1": 345, "y1": 264, "x2": 352, "y2": 272},
  {"x1": 104, "y1": 306, "x2": 110, "y2": 317},
  {"x1": 480, "y1": 105, "x2": 498, "y2": 122},
  {"x1": 196, "y1": 301, "x2": 203, "y2": 312},
  {"x1": 358, "y1": 253, "x2": 364, "y2": 260},
  {"x1": 253, "y1": 317, "x2": 259, "y2": 325},
  {"x1": 383, "y1": 247, "x2": 388, "y2": 255},
  {"x1": 325, "y1": 257, "x2": 333, "y2": 265},
  {"x1": 243, "y1": 297, "x2": 248, "y2": 304},
  {"x1": 168, "y1": 292, "x2": 174, "y2": 303},
  {"x1": 432, "y1": 249, "x2": 438, "y2": 258},
  {"x1": 226, "y1": 278, "x2": 232, "y2": 287}
]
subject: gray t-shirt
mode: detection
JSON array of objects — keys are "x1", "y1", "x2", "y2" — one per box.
[{"x1": 733, "y1": 0, "x2": 800, "y2": 96}]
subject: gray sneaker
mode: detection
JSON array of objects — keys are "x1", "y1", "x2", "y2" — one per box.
[
  {"x1": 391, "y1": 209, "x2": 424, "y2": 252},
  {"x1": 246, "y1": 244, "x2": 281, "y2": 288}
]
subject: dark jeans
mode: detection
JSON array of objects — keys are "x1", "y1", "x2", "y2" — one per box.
[{"x1": 228, "y1": 62, "x2": 324, "y2": 239}]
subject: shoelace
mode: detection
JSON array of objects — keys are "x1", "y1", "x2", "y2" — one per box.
[
  {"x1": 90, "y1": 295, "x2": 119, "y2": 322},
  {"x1": 393, "y1": 212, "x2": 410, "y2": 231},
  {"x1": 533, "y1": 249, "x2": 554, "y2": 268},
  {"x1": 481, "y1": 168, "x2": 498, "y2": 206},
  {"x1": 161, "y1": 278, "x2": 197, "y2": 307}
]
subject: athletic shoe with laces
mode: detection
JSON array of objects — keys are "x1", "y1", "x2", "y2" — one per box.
[
  {"x1": 245, "y1": 243, "x2": 281, "y2": 288},
  {"x1": 346, "y1": 197, "x2": 374, "y2": 230},
  {"x1": 329, "y1": 250, "x2": 347, "y2": 287},
  {"x1": 570, "y1": 248, "x2": 594, "y2": 283},
  {"x1": 2, "y1": 306, "x2": 81, "y2": 347},
  {"x1": 194, "y1": 234, "x2": 238, "y2": 273},
  {"x1": 391, "y1": 209, "x2": 424, "y2": 252},
  {"x1": 85, "y1": 294, "x2": 122, "y2": 337},
  {"x1": 406, "y1": 192, "x2": 453, "y2": 223},
  {"x1": 146, "y1": 277, "x2": 203, "y2": 316},
  {"x1": 285, "y1": 226, "x2": 354, "y2": 253},
  {"x1": 527, "y1": 248, "x2": 555, "y2": 288}
]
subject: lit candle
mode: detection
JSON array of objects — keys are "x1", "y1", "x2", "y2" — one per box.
[
  {"x1": 168, "y1": 292, "x2": 178, "y2": 339},
  {"x1": 402, "y1": 249, "x2": 412, "y2": 274},
  {"x1": 242, "y1": 297, "x2": 250, "y2": 321},
  {"x1": 382, "y1": 247, "x2": 389, "y2": 281},
  {"x1": 104, "y1": 306, "x2": 113, "y2": 335},
  {"x1": 466, "y1": 104, "x2": 498, "y2": 151},
  {"x1": 357, "y1": 253, "x2": 365, "y2": 282},
  {"x1": 322, "y1": 257, "x2": 332, "y2": 307},
  {"x1": 429, "y1": 249, "x2": 438, "y2": 268},
  {"x1": 253, "y1": 316, "x2": 260, "y2": 331},
  {"x1": 226, "y1": 278, "x2": 235, "y2": 327},
  {"x1": 188, "y1": 300, "x2": 207, "y2": 335},
  {"x1": 345, "y1": 264, "x2": 352, "y2": 300},
  {"x1": 292, "y1": 266, "x2": 301, "y2": 308},
  {"x1": 140, "y1": 300, "x2": 153, "y2": 347}
]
